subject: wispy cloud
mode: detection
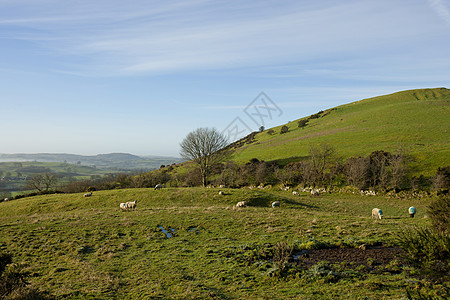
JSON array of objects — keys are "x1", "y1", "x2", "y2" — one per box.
[
  {"x1": 0, "y1": 0, "x2": 438, "y2": 76},
  {"x1": 428, "y1": 0, "x2": 450, "y2": 26}
]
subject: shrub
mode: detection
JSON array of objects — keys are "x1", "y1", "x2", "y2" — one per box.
[
  {"x1": 396, "y1": 227, "x2": 449, "y2": 277},
  {"x1": 428, "y1": 195, "x2": 450, "y2": 234},
  {"x1": 280, "y1": 125, "x2": 289, "y2": 134},
  {"x1": 272, "y1": 240, "x2": 293, "y2": 273},
  {"x1": 1, "y1": 251, "x2": 51, "y2": 299},
  {"x1": 432, "y1": 166, "x2": 450, "y2": 194},
  {"x1": 298, "y1": 119, "x2": 308, "y2": 128}
]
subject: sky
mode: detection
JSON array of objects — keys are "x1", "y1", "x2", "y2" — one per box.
[{"x1": 1, "y1": 0, "x2": 449, "y2": 157}]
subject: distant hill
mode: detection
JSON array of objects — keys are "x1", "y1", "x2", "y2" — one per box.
[
  {"x1": 0, "y1": 153, "x2": 184, "y2": 170},
  {"x1": 228, "y1": 88, "x2": 450, "y2": 176}
]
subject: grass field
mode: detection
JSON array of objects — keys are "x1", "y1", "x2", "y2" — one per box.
[
  {"x1": 1, "y1": 187, "x2": 444, "y2": 299},
  {"x1": 230, "y1": 88, "x2": 450, "y2": 176}
]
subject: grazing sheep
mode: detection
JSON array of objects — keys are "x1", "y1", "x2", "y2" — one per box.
[
  {"x1": 292, "y1": 191, "x2": 299, "y2": 196},
  {"x1": 408, "y1": 206, "x2": 417, "y2": 218},
  {"x1": 155, "y1": 184, "x2": 163, "y2": 190},
  {"x1": 218, "y1": 190, "x2": 224, "y2": 195},
  {"x1": 126, "y1": 200, "x2": 137, "y2": 210},
  {"x1": 272, "y1": 201, "x2": 280, "y2": 208},
  {"x1": 4, "y1": 198, "x2": 9, "y2": 202},
  {"x1": 84, "y1": 192, "x2": 92, "y2": 197},
  {"x1": 311, "y1": 189, "x2": 319, "y2": 196},
  {"x1": 120, "y1": 203, "x2": 128, "y2": 211},
  {"x1": 372, "y1": 208, "x2": 383, "y2": 220},
  {"x1": 236, "y1": 201, "x2": 246, "y2": 208}
]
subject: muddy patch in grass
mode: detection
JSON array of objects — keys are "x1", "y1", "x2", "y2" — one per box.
[{"x1": 293, "y1": 244, "x2": 404, "y2": 272}]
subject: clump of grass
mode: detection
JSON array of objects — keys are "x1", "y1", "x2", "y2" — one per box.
[
  {"x1": 272, "y1": 240, "x2": 294, "y2": 274},
  {"x1": 296, "y1": 238, "x2": 332, "y2": 250},
  {"x1": 303, "y1": 262, "x2": 341, "y2": 283}
]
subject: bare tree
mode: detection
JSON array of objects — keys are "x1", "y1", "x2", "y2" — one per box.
[
  {"x1": 26, "y1": 172, "x2": 58, "y2": 192},
  {"x1": 309, "y1": 143, "x2": 335, "y2": 186},
  {"x1": 180, "y1": 127, "x2": 229, "y2": 187}
]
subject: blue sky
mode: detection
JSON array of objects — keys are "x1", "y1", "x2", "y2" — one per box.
[{"x1": 1, "y1": 0, "x2": 449, "y2": 157}]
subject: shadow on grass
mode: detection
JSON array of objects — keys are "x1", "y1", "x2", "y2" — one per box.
[
  {"x1": 268, "y1": 156, "x2": 308, "y2": 167},
  {"x1": 246, "y1": 192, "x2": 318, "y2": 209}
]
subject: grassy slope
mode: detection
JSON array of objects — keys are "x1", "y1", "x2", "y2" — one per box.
[
  {"x1": 0, "y1": 188, "x2": 436, "y2": 299},
  {"x1": 230, "y1": 88, "x2": 450, "y2": 175}
]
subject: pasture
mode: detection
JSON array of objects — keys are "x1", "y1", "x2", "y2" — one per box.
[{"x1": 0, "y1": 187, "x2": 443, "y2": 299}]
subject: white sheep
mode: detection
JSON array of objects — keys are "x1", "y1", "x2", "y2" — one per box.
[
  {"x1": 3, "y1": 198, "x2": 9, "y2": 202},
  {"x1": 408, "y1": 206, "x2": 416, "y2": 218},
  {"x1": 84, "y1": 192, "x2": 92, "y2": 197},
  {"x1": 218, "y1": 190, "x2": 224, "y2": 195},
  {"x1": 126, "y1": 200, "x2": 137, "y2": 210},
  {"x1": 236, "y1": 201, "x2": 246, "y2": 208},
  {"x1": 155, "y1": 184, "x2": 163, "y2": 190},
  {"x1": 311, "y1": 189, "x2": 319, "y2": 196},
  {"x1": 272, "y1": 201, "x2": 280, "y2": 208},
  {"x1": 120, "y1": 203, "x2": 128, "y2": 211},
  {"x1": 372, "y1": 208, "x2": 383, "y2": 220},
  {"x1": 292, "y1": 191, "x2": 299, "y2": 196}
]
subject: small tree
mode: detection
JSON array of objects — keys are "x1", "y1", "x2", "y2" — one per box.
[
  {"x1": 179, "y1": 127, "x2": 229, "y2": 187},
  {"x1": 280, "y1": 125, "x2": 289, "y2": 134}
]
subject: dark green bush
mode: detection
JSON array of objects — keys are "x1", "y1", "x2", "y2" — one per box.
[
  {"x1": 396, "y1": 227, "x2": 449, "y2": 277},
  {"x1": 428, "y1": 195, "x2": 450, "y2": 234},
  {"x1": 1, "y1": 252, "x2": 52, "y2": 299},
  {"x1": 298, "y1": 119, "x2": 308, "y2": 128}
]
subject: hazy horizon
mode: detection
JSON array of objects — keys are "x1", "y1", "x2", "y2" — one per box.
[
  {"x1": 0, "y1": 152, "x2": 182, "y2": 158},
  {"x1": 1, "y1": 0, "x2": 449, "y2": 156}
]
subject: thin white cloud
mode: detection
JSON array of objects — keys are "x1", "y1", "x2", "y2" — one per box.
[
  {"x1": 0, "y1": 1, "x2": 439, "y2": 76},
  {"x1": 428, "y1": 0, "x2": 450, "y2": 26}
]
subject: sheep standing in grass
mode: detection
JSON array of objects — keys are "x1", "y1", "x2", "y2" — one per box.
[
  {"x1": 120, "y1": 203, "x2": 128, "y2": 211},
  {"x1": 372, "y1": 208, "x2": 383, "y2": 220},
  {"x1": 84, "y1": 192, "x2": 92, "y2": 197},
  {"x1": 126, "y1": 200, "x2": 137, "y2": 210},
  {"x1": 408, "y1": 206, "x2": 416, "y2": 218},
  {"x1": 292, "y1": 191, "x2": 299, "y2": 196},
  {"x1": 236, "y1": 201, "x2": 246, "y2": 208},
  {"x1": 155, "y1": 184, "x2": 163, "y2": 190},
  {"x1": 3, "y1": 198, "x2": 9, "y2": 202},
  {"x1": 272, "y1": 201, "x2": 280, "y2": 208},
  {"x1": 311, "y1": 189, "x2": 319, "y2": 196},
  {"x1": 219, "y1": 190, "x2": 224, "y2": 195}
]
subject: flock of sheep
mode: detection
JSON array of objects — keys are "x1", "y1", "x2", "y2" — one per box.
[{"x1": 77, "y1": 185, "x2": 418, "y2": 219}]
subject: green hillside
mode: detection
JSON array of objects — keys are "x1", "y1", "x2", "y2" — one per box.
[{"x1": 230, "y1": 88, "x2": 450, "y2": 175}]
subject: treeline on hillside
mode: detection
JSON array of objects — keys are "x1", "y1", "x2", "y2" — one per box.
[{"x1": 56, "y1": 146, "x2": 449, "y2": 195}]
